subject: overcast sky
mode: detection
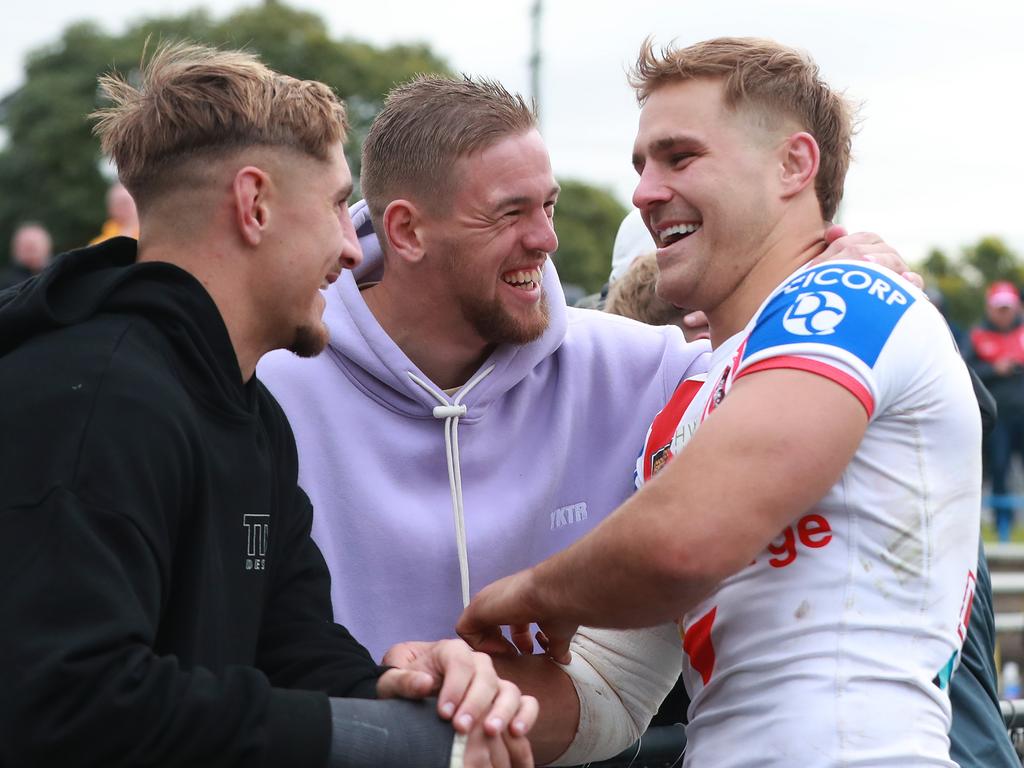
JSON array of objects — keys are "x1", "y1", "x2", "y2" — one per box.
[{"x1": 4, "y1": 0, "x2": 1021, "y2": 264}]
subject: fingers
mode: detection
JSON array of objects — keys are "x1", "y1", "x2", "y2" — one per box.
[
  {"x1": 375, "y1": 668, "x2": 437, "y2": 700},
  {"x1": 504, "y1": 730, "x2": 534, "y2": 768},
  {"x1": 823, "y1": 223, "x2": 848, "y2": 243},
  {"x1": 444, "y1": 651, "x2": 501, "y2": 734},
  {"x1": 535, "y1": 627, "x2": 573, "y2": 665},
  {"x1": 509, "y1": 694, "x2": 539, "y2": 738},
  {"x1": 458, "y1": 625, "x2": 521, "y2": 657},
  {"x1": 682, "y1": 310, "x2": 708, "y2": 328},
  {"x1": 461, "y1": 723, "x2": 536, "y2": 768},
  {"x1": 509, "y1": 624, "x2": 534, "y2": 655},
  {"x1": 902, "y1": 271, "x2": 925, "y2": 290},
  {"x1": 462, "y1": 727, "x2": 509, "y2": 768},
  {"x1": 481, "y1": 679, "x2": 525, "y2": 736},
  {"x1": 380, "y1": 639, "x2": 429, "y2": 667}
]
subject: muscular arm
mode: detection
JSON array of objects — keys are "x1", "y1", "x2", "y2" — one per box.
[
  {"x1": 459, "y1": 369, "x2": 867, "y2": 649},
  {"x1": 490, "y1": 655, "x2": 579, "y2": 764}
]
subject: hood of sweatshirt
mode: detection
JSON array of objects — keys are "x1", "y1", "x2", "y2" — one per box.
[
  {"x1": 0, "y1": 237, "x2": 253, "y2": 417},
  {"x1": 322, "y1": 199, "x2": 569, "y2": 419}
]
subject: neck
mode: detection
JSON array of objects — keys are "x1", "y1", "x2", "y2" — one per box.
[
  {"x1": 361, "y1": 276, "x2": 493, "y2": 391},
  {"x1": 138, "y1": 235, "x2": 263, "y2": 383},
  {"x1": 706, "y1": 225, "x2": 828, "y2": 348}
]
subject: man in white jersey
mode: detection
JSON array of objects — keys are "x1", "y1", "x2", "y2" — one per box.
[{"x1": 458, "y1": 37, "x2": 982, "y2": 766}]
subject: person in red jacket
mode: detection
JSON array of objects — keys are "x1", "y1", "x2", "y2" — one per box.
[{"x1": 968, "y1": 281, "x2": 1024, "y2": 540}]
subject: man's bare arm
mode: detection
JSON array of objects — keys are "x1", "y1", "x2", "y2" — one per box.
[
  {"x1": 458, "y1": 368, "x2": 868, "y2": 658},
  {"x1": 490, "y1": 655, "x2": 579, "y2": 765}
]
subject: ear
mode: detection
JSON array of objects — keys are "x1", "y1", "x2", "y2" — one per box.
[
  {"x1": 381, "y1": 199, "x2": 427, "y2": 264},
  {"x1": 233, "y1": 166, "x2": 271, "y2": 246},
  {"x1": 779, "y1": 131, "x2": 820, "y2": 201}
]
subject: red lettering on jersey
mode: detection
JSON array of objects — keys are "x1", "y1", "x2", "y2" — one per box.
[
  {"x1": 643, "y1": 378, "x2": 704, "y2": 482},
  {"x1": 768, "y1": 527, "x2": 798, "y2": 568},
  {"x1": 768, "y1": 514, "x2": 833, "y2": 568},
  {"x1": 683, "y1": 606, "x2": 717, "y2": 685},
  {"x1": 799, "y1": 514, "x2": 833, "y2": 548}
]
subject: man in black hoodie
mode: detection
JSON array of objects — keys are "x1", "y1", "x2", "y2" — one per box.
[{"x1": 0, "y1": 43, "x2": 536, "y2": 768}]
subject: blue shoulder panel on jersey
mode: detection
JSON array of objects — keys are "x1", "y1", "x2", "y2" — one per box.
[{"x1": 743, "y1": 264, "x2": 917, "y2": 369}]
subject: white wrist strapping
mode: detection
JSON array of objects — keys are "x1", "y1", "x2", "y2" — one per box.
[{"x1": 548, "y1": 622, "x2": 683, "y2": 767}]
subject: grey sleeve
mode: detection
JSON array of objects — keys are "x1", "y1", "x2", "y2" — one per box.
[{"x1": 327, "y1": 697, "x2": 456, "y2": 768}]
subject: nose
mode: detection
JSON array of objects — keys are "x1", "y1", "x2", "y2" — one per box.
[
  {"x1": 338, "y1": 204, "x2": 363, "y2": 271},
  {"x1": 632, "y1": 164, "x2": 673, "y2": 212},
  {"x1": 523, "y1": 207, "x2": 559, "y2": 254}
]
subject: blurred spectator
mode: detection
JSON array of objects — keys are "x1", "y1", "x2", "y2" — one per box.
[
  {"x1": 0, "y1": 222, "x2": 52, "y2": 290},
  {"x1": 926, "y1": 286, "x2": 969, "y2": 352},
  {"x1": 576, "y1": 207, "x2": 658, "y2": 310},
  {"x1": 610, "y1": 208, "x2": 655, "y2": 283},
  {"x1": 967, "y1": 280, "x2": 1024, "y2": 541},
  {"x1": 90, "y1": 182, "x2": 139, "y2": 244},
  {"x1": 605, "y1": 251, "x2": 710, "y2": 342}
]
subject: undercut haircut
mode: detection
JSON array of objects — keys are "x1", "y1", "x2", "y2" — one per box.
[
  {"x1": 360, "y1": 74, "x2": 536, "y2": 229},
  {"x1": 92, "y1": 42, "x2": 348, "y2": 208},
  {"x1": 630, "y1": 37, "x2": 854, "y2": 221}
]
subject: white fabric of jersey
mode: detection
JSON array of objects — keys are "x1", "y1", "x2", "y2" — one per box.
[
  {"x1": 550, "y1": 623, "x2": 683, "y2": 766},
  {"x1": 635, "y1": 261, "x2": 981, "y2": 767}
]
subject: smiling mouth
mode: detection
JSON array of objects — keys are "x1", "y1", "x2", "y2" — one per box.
[
  {"x1": 502, "y1": 266, "x2": 543, "y2": 291},
  {"x1": 657, "y1": 223, "x2": 702, "y2": 247}
]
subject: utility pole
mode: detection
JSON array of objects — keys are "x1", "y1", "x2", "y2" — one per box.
[{"x1": 529, "y1": 0, "x2": 543, "y2": 127}]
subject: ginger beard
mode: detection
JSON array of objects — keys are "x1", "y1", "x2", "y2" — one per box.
[{"x1": 443, "y1": 239, "x2": 551, "y2": 346}]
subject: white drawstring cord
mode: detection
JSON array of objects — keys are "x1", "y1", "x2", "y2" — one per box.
[{"x1": 407, "y1": 365, "x2": 495, "y2": 608}]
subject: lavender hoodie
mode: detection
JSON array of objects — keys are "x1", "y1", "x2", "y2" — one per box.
[{"x1": 258, "y1": 200, "x2": 710, "y2": 660}]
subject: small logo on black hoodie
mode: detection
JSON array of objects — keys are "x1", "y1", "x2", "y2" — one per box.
[{"x1": 244, "y1": 514, "x2": 269, "y2": 571}]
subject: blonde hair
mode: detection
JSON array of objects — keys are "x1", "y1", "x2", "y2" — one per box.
[
  {"x1": 92, "y1": 42, "x2": 348, "y2": 206},
  {"x1": 360, "y1": 74, "x2": 536, "y2": 225},
  {"x1": 605, "y1": 252, "x2": 680, "y2": 326},
  {"x1": 630, "y1": 37, "x2": 854, "y2": 221}
]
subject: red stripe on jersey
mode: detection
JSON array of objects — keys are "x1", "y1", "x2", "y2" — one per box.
[
  {"x1": 736, "y1": 356, "x2": 875, "y2": 418},
  {"x1": 642, "y1": 378, "x2": 705, "y2": 482},
  {"x1": 683, "y1": 606, "x2": 717, "y2": 685}
]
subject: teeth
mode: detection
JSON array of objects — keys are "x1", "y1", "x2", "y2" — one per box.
[
  {"x1": 660, "y1": 223, "x2": 701, "y2": 240},
  {"x1": 502, "y1": 267, "x2": 542, "y2": 287}
]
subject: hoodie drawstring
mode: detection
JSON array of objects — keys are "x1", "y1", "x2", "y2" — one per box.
[{"x1": 406, "y1": 365, "x2": 495, "y2": 608}]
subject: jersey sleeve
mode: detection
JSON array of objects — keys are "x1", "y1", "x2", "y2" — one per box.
[{"x1": 734, "y1": 262, "x2": 923, "y2": 419}]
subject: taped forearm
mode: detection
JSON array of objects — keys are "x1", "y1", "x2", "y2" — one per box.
[
  {"x1": 327, "y1": 697, "x2": 466, "y2": 768},
  {"x1": 548, "y1": 622, "x2": 683, "y2": 766}
]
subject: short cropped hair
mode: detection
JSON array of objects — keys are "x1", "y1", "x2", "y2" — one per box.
[
  {"x1": 360, "y1": 75, "x2": 536, "y2": 227},
  {"x1": 605, "y1": 252, "x2": 680, "y2": 326},
  {"x1": 92, "y1": 42, "x2": 348, "y2": 207},
  {"x1": 629, "y1": 37, "x2": 853, "y2": 221}
]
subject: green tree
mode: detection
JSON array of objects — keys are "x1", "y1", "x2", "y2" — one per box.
[
  {"x1": 551, "y1": 179, "x2": 627, "y2": 295},
  {"x1": 0, "y1": 1, "x2": 450, "y2": 258},
  {"x1": 918, "y1": 237, "x2": 1023, "y2": 329}
]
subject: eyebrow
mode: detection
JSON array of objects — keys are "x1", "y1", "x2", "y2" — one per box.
[
  {"x1": 632, "y1": 134, "x2": 706, "y2": 166},
  {"x1": 493, "y1": 184, "x2": 561, "y2": 210}
]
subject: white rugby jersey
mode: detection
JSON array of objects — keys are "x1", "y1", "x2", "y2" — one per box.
[{"x1": 636, "y1": 261, "x2": 981, "y2": 767}]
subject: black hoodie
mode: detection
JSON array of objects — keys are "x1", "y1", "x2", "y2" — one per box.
[{"x1": 0, "y1": 238, "x2": 382, "y2": 767}]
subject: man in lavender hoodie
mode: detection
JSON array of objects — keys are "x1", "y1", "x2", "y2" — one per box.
[{"x1": 258, "y1": 74, "x2": 920, "y2": 764}]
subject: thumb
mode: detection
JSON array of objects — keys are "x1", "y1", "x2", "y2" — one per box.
[{"x1": 376, "y1": 668, "x2": 436, "y2": 700}]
